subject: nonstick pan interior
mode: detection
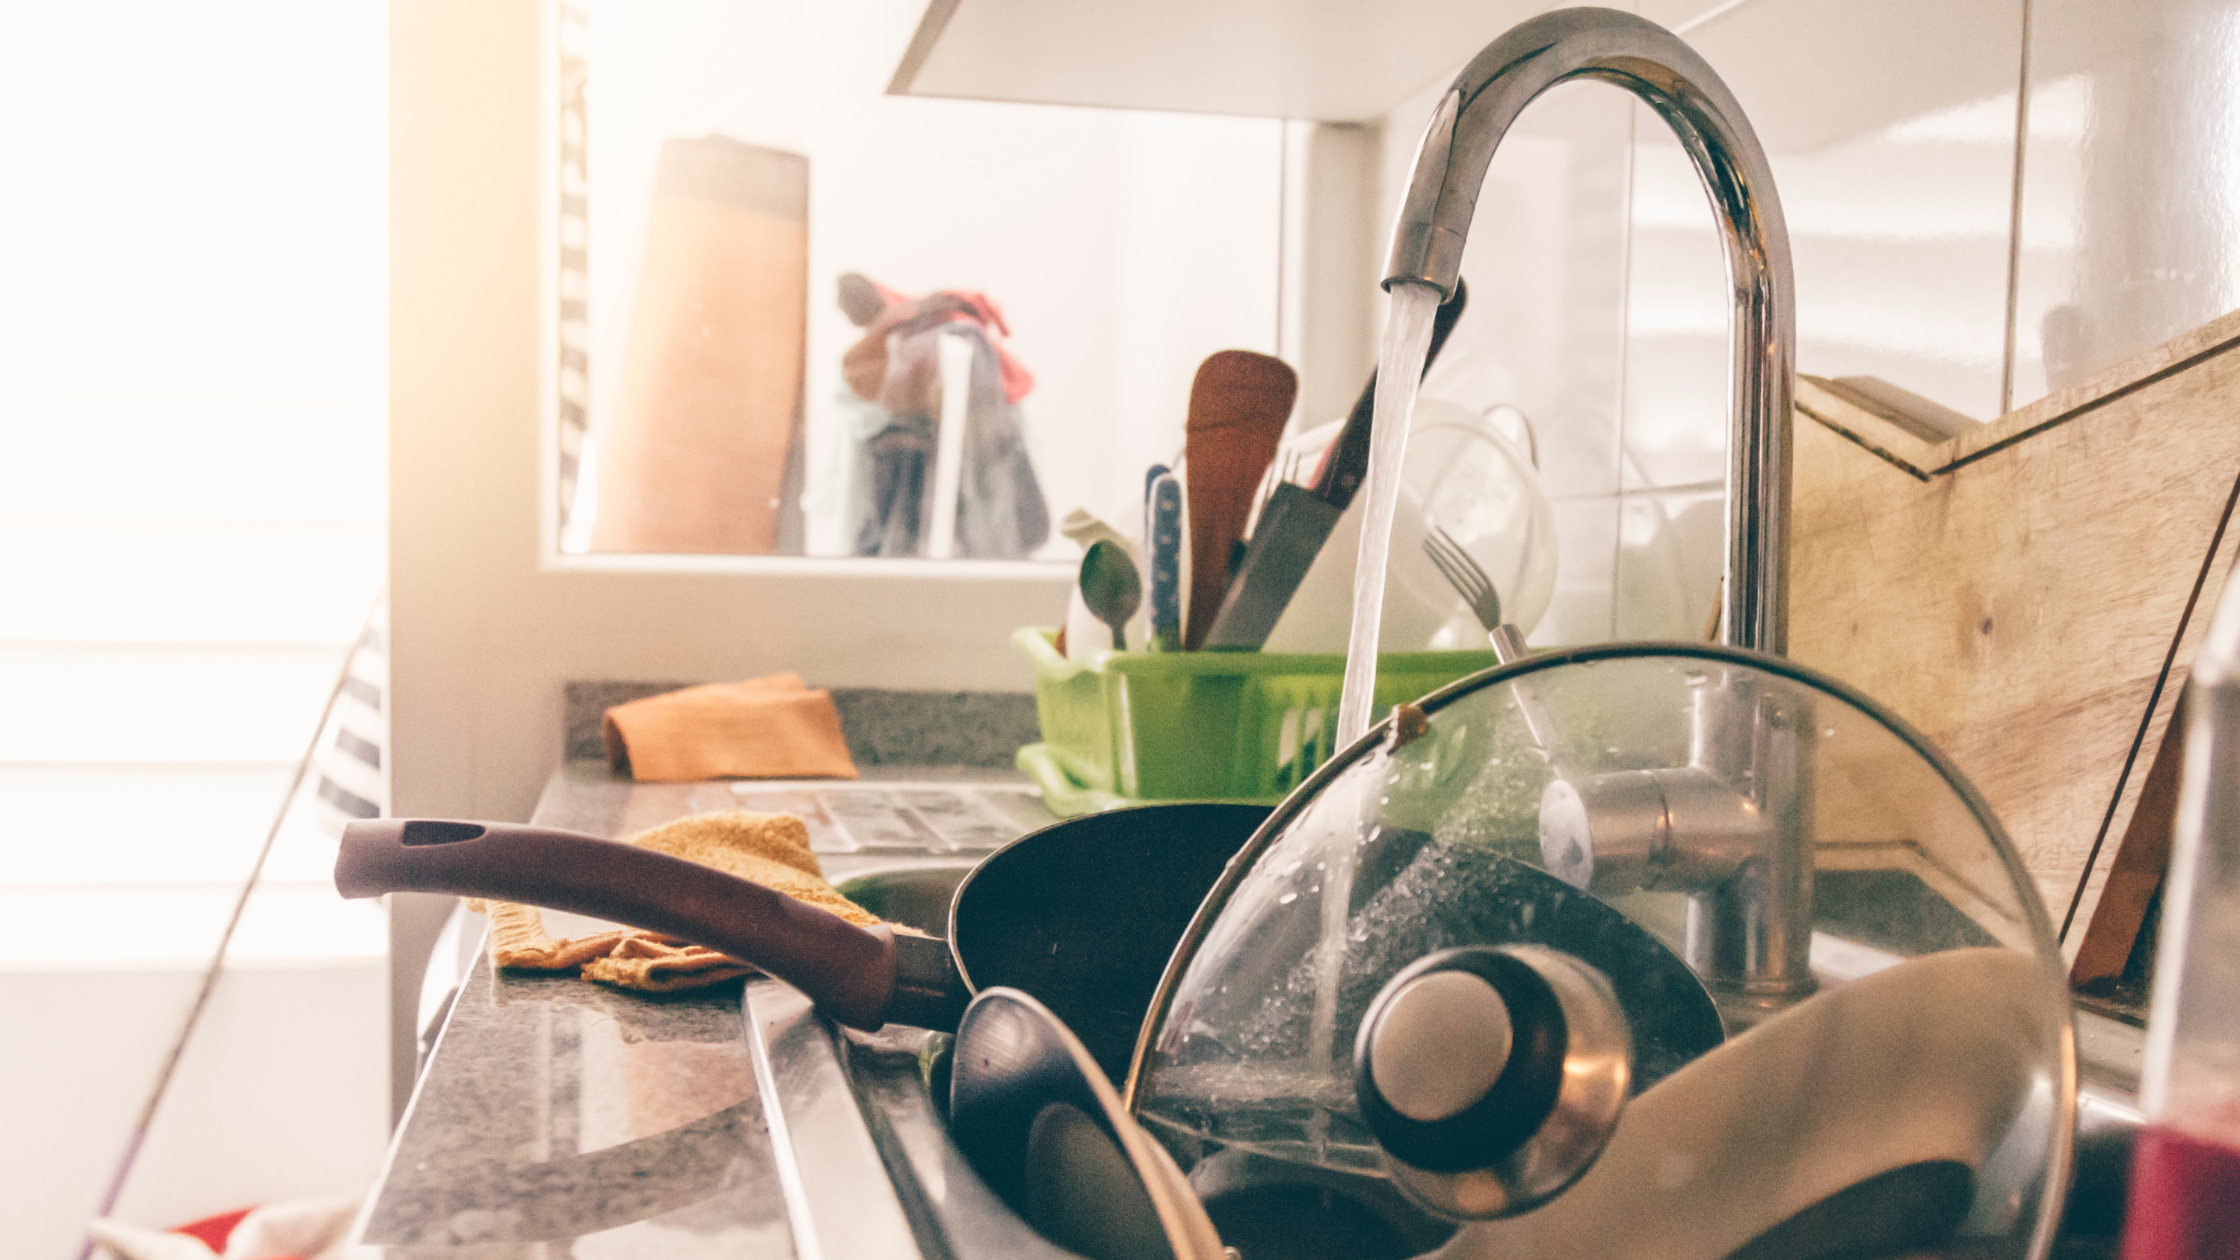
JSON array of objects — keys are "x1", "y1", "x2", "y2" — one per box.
[{"x1": 952, "y1": 802, "x2": 1271, "y2": 1084}]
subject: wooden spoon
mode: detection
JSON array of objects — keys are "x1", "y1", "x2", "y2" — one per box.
[{"x1": 1182, "y1": 351, "x2": 1298, "y2": 649}]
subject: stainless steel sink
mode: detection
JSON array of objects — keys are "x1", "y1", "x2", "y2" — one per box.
[
  {"x1": 818, "y1": 859, "x2": 2140, "y2": 1258},
  {"x1": 832, "y1": 860, "x2": 975, "y2": 936},
  {"x1": 748, "y1": 858, "x2": 1089, "y2": 1259}
]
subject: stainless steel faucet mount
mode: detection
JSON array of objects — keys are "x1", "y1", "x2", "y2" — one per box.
[{"x1": 1382, "y1": 7, "x2": 1809, "y2": 1012}]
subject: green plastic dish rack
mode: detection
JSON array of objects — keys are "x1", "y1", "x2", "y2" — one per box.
[{"x1": 1013, "y1": 626, "x2": 1505, "y2": 816}]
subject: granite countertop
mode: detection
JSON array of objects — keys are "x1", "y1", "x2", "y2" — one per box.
[
  {"x1": 344, "y1": 761, "x2": 1059, "y2": 1259},
  {"x1": 353, "y1": 954, "x2": 787, "y2": 1257}
]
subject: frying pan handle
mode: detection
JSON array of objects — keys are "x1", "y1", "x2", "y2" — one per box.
[{"x1": 335, "y1": 818, "x2": 900, "y2": 1030}]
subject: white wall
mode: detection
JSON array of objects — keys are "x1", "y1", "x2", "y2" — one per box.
[
  {"x1": 0, "y1": 1, "x2": 393, "y2": 1250},
  {"x1": 2, "y1": 782, "x2": 389, "y2": 1252},
  {"x1": 3, "y1": 960, "x2": 389, "y2": 1260}
]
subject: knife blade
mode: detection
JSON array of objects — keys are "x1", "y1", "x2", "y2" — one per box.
[
  {"x1": 1200, "y1": 280, "x2": 1469, "y2": 650},
  {"x1": 1198, "y1": 483, "x2": 1344, "y2": 649}
]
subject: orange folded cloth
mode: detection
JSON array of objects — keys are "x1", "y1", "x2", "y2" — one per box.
[
  {"x1": 479, "y1": 809, "x2": 912, "y2": 993},
  {"x1": 602, "y1": 672, "x2": 858, "y2": 782}
]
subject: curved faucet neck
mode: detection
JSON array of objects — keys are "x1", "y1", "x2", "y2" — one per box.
[{"x1": 1385, "y1": 5, "x2": 1795, "y2": 655}]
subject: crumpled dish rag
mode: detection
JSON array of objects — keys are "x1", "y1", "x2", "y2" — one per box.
[
  {"x1": 475, "y1": 809, "x2": 915, "y2": 992},
  {"x1": 602, "y1": 672, "x2": 858, "y2": 782}
]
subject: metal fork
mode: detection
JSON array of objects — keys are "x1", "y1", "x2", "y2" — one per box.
[
  {"x1": 1423, "y1": 525, "x2": 1563, "y2": 760},
  {"x1": 1423, "y1": 525, "x2": 1528, "y2": 664}
]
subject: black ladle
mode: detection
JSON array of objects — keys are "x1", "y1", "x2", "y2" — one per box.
[{"x1": 950, "y1": 986, "x2": 1228, "y2": 1260}]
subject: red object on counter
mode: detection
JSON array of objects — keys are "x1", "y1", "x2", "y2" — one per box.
[
  {"x1": 2124, "y1": 1124, "x2": 2240, "y2": 1260},
  {"x1": 173, "y1": 1208, "x2": 253, "y2": 1253}
]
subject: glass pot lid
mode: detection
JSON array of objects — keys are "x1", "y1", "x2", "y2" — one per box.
[{"x1": 1126, "y1": 644, "x2": 2074, "y2": 1259}]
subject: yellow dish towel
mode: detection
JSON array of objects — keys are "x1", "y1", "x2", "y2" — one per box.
[{"x1": 476, "y1": 809, "x2": 906, "y2": 993}]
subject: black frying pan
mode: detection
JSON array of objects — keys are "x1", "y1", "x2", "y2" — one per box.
[{"x1": 335, "y1": 802, "x2": 1270, "y2": 1078}]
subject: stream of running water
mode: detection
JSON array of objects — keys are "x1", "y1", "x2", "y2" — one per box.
[{"x1": 1310, "y1": 278, "x2": 1443, "y2": 1079}]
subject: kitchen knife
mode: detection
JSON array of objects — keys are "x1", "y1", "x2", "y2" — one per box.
[{"x1": 1200, "y1": 279, "x2": 1468, "y2": 650}]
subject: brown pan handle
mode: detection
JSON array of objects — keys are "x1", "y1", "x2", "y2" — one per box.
[{"x1": 336, "y1": 818, "x2": 920, "y2": 1030}]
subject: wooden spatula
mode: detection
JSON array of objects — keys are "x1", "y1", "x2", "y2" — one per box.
[{"x1": 1182, "y1": 351, "x2": 1297, "y2": 649}]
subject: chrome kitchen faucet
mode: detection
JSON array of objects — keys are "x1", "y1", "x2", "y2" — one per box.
[{"x1": 1382, "y1": 7, "x2": 1810, "y2": 1016}]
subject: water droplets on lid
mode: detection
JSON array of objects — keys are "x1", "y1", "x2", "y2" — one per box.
[{"x1": 1134, "y1": 641, "x2": 2068, "y2": 1253}]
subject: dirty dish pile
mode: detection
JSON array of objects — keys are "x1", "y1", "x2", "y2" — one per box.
[{"x1": 1125, "y1": 645, "x2": 2076, "y2": 1259}]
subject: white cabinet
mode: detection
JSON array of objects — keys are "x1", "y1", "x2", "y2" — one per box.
[{"x1": 887, "y1": 0, "x2": 1732, "y2": 122}]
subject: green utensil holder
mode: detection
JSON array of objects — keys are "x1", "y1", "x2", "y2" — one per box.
[{"x1": 1013, "y1": 626, "x2": 1504, "y2": 815}]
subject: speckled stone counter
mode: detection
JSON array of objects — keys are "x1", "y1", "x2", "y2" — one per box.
[
  {"x1": 347, "y1": 762, "x2": 1056, "y2": 1259},
  {"x1": 353, "y1": 960, "x2": 789, "y2": 1258}
]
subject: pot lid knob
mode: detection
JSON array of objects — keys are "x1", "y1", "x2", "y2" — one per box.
[
  {"x1": 1354, "y1": 945, "x2": 1632, "y2": 1220},
  {"x1": 1368, "y1": 969, "x2": 1515, "y2": 1123}
]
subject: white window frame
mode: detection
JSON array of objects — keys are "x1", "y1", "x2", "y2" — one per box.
[{"x1": 389, "y1": 0, "x2": 1068, "y2": 822}]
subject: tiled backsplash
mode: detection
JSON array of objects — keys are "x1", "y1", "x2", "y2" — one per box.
[
  {"x1": 2016, "y1": 0, "x2": 2240, "y2": 399},
  {"x1": 1380, "y1": 0, "x2": 2240, "y2": 645}
]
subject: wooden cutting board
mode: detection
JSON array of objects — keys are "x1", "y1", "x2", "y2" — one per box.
[{"x1": 1788, "y1": 306, "x2": 2240, "y2": 960}]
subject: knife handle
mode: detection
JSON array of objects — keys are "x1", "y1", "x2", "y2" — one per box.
[
  {"x1": 335, "y1": 818, "x2": 902, "y2": 1029},
  {"x1": 1309, "y1": 278, "x2": 1469, "y2": 509},
  {"x1": 1147, "y1": 473, "x2": 1184, "y2": 651}
]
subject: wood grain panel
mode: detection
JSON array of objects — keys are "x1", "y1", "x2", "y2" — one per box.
[{"x1": 1788, "y1": 307, "x2": 2240, "y2": 955}]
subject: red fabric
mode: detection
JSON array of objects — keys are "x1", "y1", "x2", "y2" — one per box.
[
  {"x1": 172, "y1": 1207, "x2": 253, "y2": 1253},
  {"x1": 856, "y1": 281, "x2": 1036, "y2": 405}
]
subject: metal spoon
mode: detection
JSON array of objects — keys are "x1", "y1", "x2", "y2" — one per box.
[{"x1": 1079, "y1": 539, "x2": 1142, "y2": 652}]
